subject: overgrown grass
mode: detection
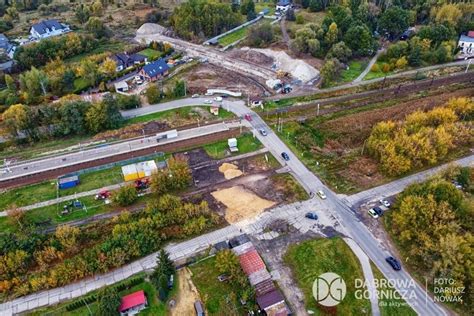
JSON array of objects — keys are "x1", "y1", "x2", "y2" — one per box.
[
  {"x1": 65, "y1": 40, "x2": 126, "y2": 64},
  {"x1": 203, "y1": 133, "x2": 262, "y2": 159},
  {"x1": 364, "y1": 61, "x2": 394, "y2": 80},
  {"x1": 271, "y1": 173, "x2": 309, "y2": 202},
  {"x1": 284, "y1": 237, "x2": 372, "y2": 315},
  {"x1": 370, "y1": 262, "x2": 417, "y2": 316},
  {"x1": 340, "y1": 60, "x2": 368, "y2": 82},
  {"x1": 190, "y1": 256, "x2": 246, "y2": 315}
]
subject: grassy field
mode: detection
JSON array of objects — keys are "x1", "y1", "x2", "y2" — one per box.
[
  {"x1": 65, "y1": 40, "x2": 126, "y2": 64},
  {"x1": 364, "y1": 61, "x2": 394, "y2": 80},
  {"x1": 138, "y1": 48, "x2": 164, "y2": 59},
  {"x1": 29, "y1": 274, "x2": 170, "y2": 316},
  {"x1": 271, "y1": 173, "x2": 309, "y2": 202},
  {"x1": 284, "y1": 237, "x2": 371, "y2": 315},
  {"x1": 340, "y1": 60, "x2": 368, "y2": 82},
  {"x1": 124, "y1": 106, "x2": 234, "y2": 125},
  {"x1": 203, "y1": 133, "x2": 262, "y2": 159},
  {"x1": 255, "y1": 3, "x2": 276, "y2": 15},
  {"x1": 218, "y1": 26, "x2": 249, "y2": 47},
  {"x1": 370, "y1": 263, "x2": 417, "y2": 316},
  {"x1": 190, "y1": 256, "x2": 247, "y2": 315},
  {"x1": 0, "y1": 166, "x2": 124, "y2": 210}
]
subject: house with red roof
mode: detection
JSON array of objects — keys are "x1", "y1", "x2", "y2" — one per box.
[
  {"x1": 239, "y1": 249, "x2": 266, "y2": 276},
  {"x1": 118, "y1": 290, "x2": 148, "y2": 316}
]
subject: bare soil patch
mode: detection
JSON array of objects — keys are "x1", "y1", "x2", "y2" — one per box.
[
  {"x1": 211, "y1": 185, "x2": 276, "y2": 223},
  {"x1": 218, "y1": 163, "x2": 243, "y2": 180},
  {"x1": 178, "y1": 64, "x2": 267, "y2": 97},
  {"x1": 170, "y1": 268, "x2": 202, "y2": 316},
  {"x1": 228, "y1": 48, "x2": 274, "y2": 67}
]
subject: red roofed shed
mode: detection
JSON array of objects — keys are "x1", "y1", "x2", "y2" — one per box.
[
  {"x1": 118, "y1": 290, "x2": 148, "y2": 315},
  {"x1": 239, "y1": 249, "x2": 266, "y2": 276}
]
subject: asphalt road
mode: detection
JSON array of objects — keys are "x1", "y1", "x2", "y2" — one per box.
[{"x1": 128, "y1": 100, "x2": 450, "y2": 315}]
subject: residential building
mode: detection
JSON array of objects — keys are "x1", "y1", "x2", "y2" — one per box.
[
  {"x1": 458, "y1": 31, "x2": 474, "y2": 55},
  {"x1": 256, "y1": 289, "x2": 289, "y2": 316},
  {"x1": 139, "y1": 58, "x2": 169, "y2": 81},
  {"x1": 118, "y1": 290, "x2": 147, "y2": 316},
  {"x1": 276, "y1": 0, "x2": 291, "y2": 12},
  {"x1": 112, "y1": 53, "x2": 148, "y2": 72},
  {"x1": 30, "y1": 19, "x2": 70, "y2": 40},
  {"x1": 0, "y1": 34, "x2": 15, "y2": 59}
]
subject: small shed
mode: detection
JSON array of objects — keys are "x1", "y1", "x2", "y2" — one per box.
[
  {"x1": 256, "y1": 289, "x2": 287, "y2": 314},
  {"x1": 114, "y1": 81, "x2": 129, "y2": 92},
  {"x1": 121, "y1": 160, "x2": 158, "y2": 181},
  {"x1": 58, "y1": 174, "x2": 80, "y2": 190},
  {"x1": 194, "y1": 301, "x2": 205, "y2": 316},
  {"x1": 228, "y1": 138, "x2": 238, "y2": 153},
  {"x1": 118, "y1": 290, "x2": 147, "y2": 316}
]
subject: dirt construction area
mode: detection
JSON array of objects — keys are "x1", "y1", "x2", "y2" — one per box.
[
  {"x1": 170, "y1": 268, "x2": 202, "y2": 316},
  {"x1": 176, "y1": 63, "x2": 268, "y2": 97},
  {"x1": 212, "y1": 186, "x2": 276, "y2": 223}
]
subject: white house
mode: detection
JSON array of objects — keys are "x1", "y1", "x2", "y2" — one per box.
[
  {"x1": 30, "y1": 19, "x2": 70, "y2": 40},
  {"x1": 276, "y1": 0, "x2": 291, "y2": 12},
  {"x1": 458, "y1": 31, "x2": 474, "y2": 56}
]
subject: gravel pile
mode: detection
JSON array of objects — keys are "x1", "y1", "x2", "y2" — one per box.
[{"x1": 136, "y1": 23, "x2": 166, "y2": 36}]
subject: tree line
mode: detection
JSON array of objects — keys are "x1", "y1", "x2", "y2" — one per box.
[
  {"x1": 367, "y1": 98, "x2": 473, "y2": 176},
  {"x1": 386, "y1": 168, "x2": 473, "y2": 313},
  {"x1": 0, "y1": 193, "x2": 219, "y2": 299},
  {"x1": 0, "y1": 94, "x2": 133, "y2": 143}
]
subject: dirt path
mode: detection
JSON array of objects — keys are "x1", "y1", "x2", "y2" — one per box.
[
  {"x1": 280, "y1": 17, "x2": 290, "y2": 49},
  {"x1": 170, "y1": 268, "x2": 201, "y2": 316}
]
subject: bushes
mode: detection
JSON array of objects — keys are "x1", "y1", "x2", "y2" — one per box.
[
  {"x1": 145, "y1": 85, "x2": 161, "y2": 104},
  {"x1": 116, "y1": 94, "x2": 141, "y2": 110},
  {"x1": 113, "y1": 185, "x2": 138, "y2": 206}
]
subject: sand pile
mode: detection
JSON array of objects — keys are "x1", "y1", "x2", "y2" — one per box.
[
  {"x1": 211, "y1": 186, "x2": 276, "y2": 223},
  {"x1": 136, "y1": 23, "x2": 166, "y2": 36},
  {"x1": 255, "y1": 48, "x2": 320, "y2": 82},
  {"x1": 219, "y1": 163, "x2": 243, "y2": 180}
]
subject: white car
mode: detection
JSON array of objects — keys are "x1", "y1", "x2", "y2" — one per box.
[
  {"x1": 214, "y1": 96, "x2": 223, "y2": 102},
  {"x1": 191, "y1": 94, "x2": 199, "y2": 98},
  {"x1": 204, "y1": 99, "x2": 212, "y2": 104},
  {"x1": 368, "y1": 208, "x2": 379, "y2": 219},
  {"x1": 317, "y1": 190, "x2": 327, "y2": 200},
  {"x1": 379, "y1": 199, "x2": 391, "y2": 208},
  {"x1": 205, "y1": 92, "x2": 213, "y2": 96}
]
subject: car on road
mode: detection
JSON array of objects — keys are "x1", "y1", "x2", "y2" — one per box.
[
  {"x1": 317, "y1": 190, "x2": 327, "y2": 200},
  {"x1": 305, "y1": 212, "x2": 318, "y2": 220},
  {"x1": 386, "y1": 256, "x2": 401, "y2": 271},
  {"x1": 281, "y1": 152, "x2": 290, "y2": 161},
  {"x1": 379, "y1": 199, "x2": 391, "y2": 208},
  {"x1": 191, "y1": 94, "x2": 199, "y2": 98},
  {"x1": 259, "y1": 128, "x2": 267, "y2": 136},
  {"x1": 368, "y1": 208, "x2": 379, "y2": 218},
  {"x1": 204, "y1": 99, "x2": 212, "y2": 104},
  {"x1": 244, "y1": 114, "x2": 252, "y2": 121},
  {"x1": 214, "y1": 96, "x2": 223, "y2": 102}
]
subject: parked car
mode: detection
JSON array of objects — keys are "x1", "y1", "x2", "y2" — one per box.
[
  {"x1": 259, "y1": 128, "x2": 267, "y2": 136},
  {"x1": 379, "y1": 199, "x2": 391, "y2": 208},
  {"x1": 205, "y1": 91, "x2": 213, "y2": 96},
  {"x1": 305, "y1": 212, "x2": 318, "y2": 220},
  {"x1": 191, "y1": 94, "x2": 199, "y2": 98},
  {"x1": 281, "y1": 152, "x2": 290, "y2": 161},
  {"x1": 204, "y1": 99, "x2": 212, "y2": 104},
  {"x1": 368, "y1": 208, "x2": 379, "y2": 219},
  {"x1": 372, "y1": 206, "x2": 384, "y2": 216},
  {"x1": 244, "y1": 113, "x2": 252, "y2": 121},
  {"x1": 386, "y1": 256, "x2": 402, "y2": 271},
  {"x1": 317, "y1": 190, "x2": 327, "y2": 200},
  {"x1": 214, "y1": 96, "x2": 223, "y2": 102}
]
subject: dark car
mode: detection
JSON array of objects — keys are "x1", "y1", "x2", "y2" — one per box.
[
  {"x1": 373, "y1": 206, "x2": 384, "y2": 216},
  {"x1": 305, "y1": 212, "x2": 318, "y2": 220},
  {"x1": 386, "y1": 256, "x2": 401, "y2": 271},
  {"x1": 281, "y1": 152, "x2": 290, "y2": 161}
]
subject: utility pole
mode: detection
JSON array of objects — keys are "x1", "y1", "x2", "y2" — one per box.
[{"x1": 317, "y1": 103, "x2": 320, "y2": 116}]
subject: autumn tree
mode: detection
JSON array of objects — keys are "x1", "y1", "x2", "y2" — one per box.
[
  {"x1": 85, "y1": 95, "x2": 122, "y2": 133},
  {"x1": 325, "y1": 22, "x2": 338, "y2": 45},
  {"x1": 55, "y1": 225, "x2": 80, "y2": 254},
  {"x1": 99, "y1": 57, "x2": 117, "y2": 77},
  {"x1": 1, "y1": 103, "x2": 37, "y2": 140},
  {"x1": 216, "y1": 249, "x2": 240, "y2": 275},
  {"x1": 6, "y1": 205, "x2": 26, "y2": 229},
  {"x1": 113, "y1": 185, "x2": 138, "y2": 206},
  {"x1": 150, "y1": 155, "x2": 191, "y2": 194},
  {"x1": 19, "y1": 67, "x2": 49, "y2": 103}
]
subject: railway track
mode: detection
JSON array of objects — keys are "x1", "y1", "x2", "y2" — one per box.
[
  {"x1": 265, "y1": 71, "x2": 474, "y2": 117},
  {"x1": 0, "y1": 128, "x2": 241, "y2": 190}
]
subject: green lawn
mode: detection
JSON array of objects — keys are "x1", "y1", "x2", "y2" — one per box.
[
  {"x1": 340, "y1": 60, "x2": 368, "y2": 82},
  {"x1": 65, "y1": 40, "x2": 126, "y2": 64},
  {"x1": 284, "y1": 237, "x2": 372, "y2": 315},
  {"x1": 255, "y1": 3, "x2": 276, "y2": 15},
  {"x1": 364, "y1": 61, "x2": 394, "y2": 80},
  {"x1": 124, "y1": 106, "x2": 234, "y2": 125},
  {"x1": 29, "y1": 274, "x2": 170, "y2": 316},
  {"x1": 203, "y1": 133, "x2": 262, "y2": 159},
  {"x1": 370, "y1": 262, "x2": 417, "y2": 316},
  {"x1": 0, "y1": 166, "x2": 124, "y2": 211},
  {"x1": 73, "y1": 77, "x2": 89, "y2": 92},
  {"x1": 138, "y1": 48, "x2": 163, "y2": 59},
  {"x1": 190, "y1": 256, "x2": 246, "y2": 315},
  {"x1": 218, "y1": 27, "x2": 249, "y2": 47}
]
